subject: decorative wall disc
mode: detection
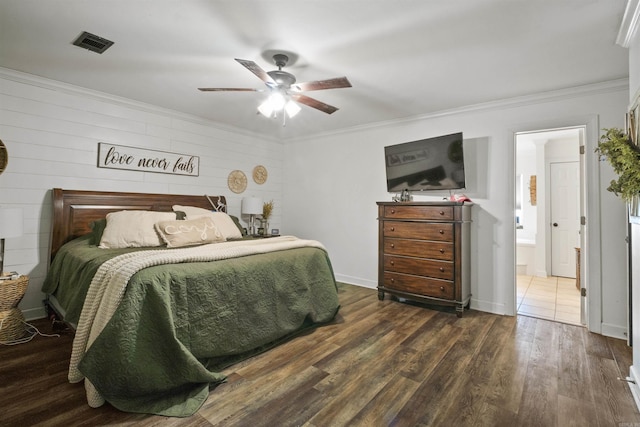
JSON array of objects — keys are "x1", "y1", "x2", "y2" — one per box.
[
  {"x1": 227, "y1": 170, "x2": 247, "y2": 194},
  {"x1": 253, "y1": 165, "x2": 268, "y2": 184},
  {"x1": 0, "y1": 140, "x2": 7, "y2": 175}
]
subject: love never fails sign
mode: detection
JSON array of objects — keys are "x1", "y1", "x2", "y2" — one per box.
[{"x1": 97, "y1": 143, "x2": 199, "y2": 176}]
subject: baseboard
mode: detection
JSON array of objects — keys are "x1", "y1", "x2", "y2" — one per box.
[
  {"x1": 600, "y1": 322, "x2": 628, "y2": 340},
  {"x1": 470, "y1": 298, "x2": 508, "y2": 316},
  {"x1": 629, "y1": 365, "x2": 640, "y2": 411},
  {"x1": 334, "y1": 274, "x2": 376, "y2": 289},
  {"x1": 22, "y1": 306, "x2": 46, "y2": 321},
  {"x1": 534, "y1": 269, "x2": 548, "y2": 278}
]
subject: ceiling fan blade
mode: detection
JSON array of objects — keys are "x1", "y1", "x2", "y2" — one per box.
[
  {"x1": 198, "y1": 88, "x2": 259, "y2": 92},
  {"x1": 235, "y1": 58, "x2": 275, "y2": 85},
  {"x1": 291, "y1": 94, "x2": 339, "y2": 114},
  {"x1": 292, "y1": 77, "x2": 352, "y2": 92}
]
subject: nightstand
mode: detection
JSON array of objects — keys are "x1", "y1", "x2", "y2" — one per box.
[{"x1": 0, "y1": 275, "x2": 28, "y2": 342}]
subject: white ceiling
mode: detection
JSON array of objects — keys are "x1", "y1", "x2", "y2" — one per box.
[{"x1": 0, "y1": 0, "x2": 630, "y2": 140}]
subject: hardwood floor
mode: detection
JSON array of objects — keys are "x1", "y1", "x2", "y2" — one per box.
[{"x1": 2, "y1": 283, "x2": 639, "y2": 426}]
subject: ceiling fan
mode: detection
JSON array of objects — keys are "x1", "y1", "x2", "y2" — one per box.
[{"x1": 198, "y1": 54, "x2": 351, "y2": 116}]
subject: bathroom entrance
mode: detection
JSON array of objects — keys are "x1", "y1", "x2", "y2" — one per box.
[{"x1": 515, "y1": 127, "x2": 584, "y2": 325}]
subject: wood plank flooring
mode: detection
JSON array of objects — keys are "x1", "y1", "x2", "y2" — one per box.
[{"x1": 1, "y1": 283, "x2": 639, "y2": 426}]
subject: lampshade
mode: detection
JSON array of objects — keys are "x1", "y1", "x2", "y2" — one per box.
[
  {"x1": 241, "y1": 197, "x2": 263, "y2": 215},
  {"x1": 0, "y1": 208, "x2": 23, "y2": 239}
]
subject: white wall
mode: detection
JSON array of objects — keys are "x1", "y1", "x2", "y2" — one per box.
[
  {"x1": 0, "y1": 69, "x2": 283, "y2": 319},
  {"x1": 283, "y1": 81, "x2": 629, "y2": 337}
]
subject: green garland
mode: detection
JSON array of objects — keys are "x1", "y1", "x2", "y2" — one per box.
[{"x1": 596, "y1": 127, "x2": 640, "y2": 202}]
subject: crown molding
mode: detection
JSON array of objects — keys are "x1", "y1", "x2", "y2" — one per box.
[
  {"x1": 0, "y1": 67, "x2": 281, "y2": 144},
  {"x1": 617, "y1": 0, "x2": 640, "y2": 48},
  {"x1": 291, "y1": 78, "x2": 629, "y2": 143}
]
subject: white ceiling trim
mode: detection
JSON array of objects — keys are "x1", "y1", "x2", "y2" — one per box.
[
  {"x1": 617, "y1": 0, "x2": 640, "y2": 47},
  {"x1": 0, "y1": 67, "x2": 282, "y2": 144},
  {"x1": 290, "y1": 79, "x2": 629, "y2": 143}
]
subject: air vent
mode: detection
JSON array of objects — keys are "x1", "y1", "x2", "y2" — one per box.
[{"x1": 72, "y1": 31, "x2": 114, "y2": 54}]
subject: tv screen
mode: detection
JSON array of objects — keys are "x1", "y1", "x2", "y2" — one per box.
[{"x1": 384, "y1": 132, "x2": 465, "y2": 192}]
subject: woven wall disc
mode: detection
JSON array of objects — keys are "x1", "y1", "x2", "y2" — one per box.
[
  {"x1": 227, "y1": 170, "x2": 247, "y2": 194},
  {"x1": 252, "y1": 165, "x2": 268, "y2": 184}
]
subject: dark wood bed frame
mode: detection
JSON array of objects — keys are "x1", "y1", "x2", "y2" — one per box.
[{"x1": 49, "y1": 188, "x2": 227, "y2": 262}]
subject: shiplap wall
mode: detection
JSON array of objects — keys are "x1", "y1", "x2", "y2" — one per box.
[{"x1": 0, "y1": 69, "x2": 283, "y2": 319}]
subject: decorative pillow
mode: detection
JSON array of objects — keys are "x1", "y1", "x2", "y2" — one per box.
[
  {"x1": 172, "y1": 205, "x2": 243, "y2": 240},
  {"x1": 229, "y1": 215, "x2": 247, "y2": 236},
  {"x1": 89, "y1": 218, "x2": 107, "y2": 245},
  {"x1": 99, "y1": 210, "x2": 177, "y2": 249},
  {"x1": 155, "y1": 217, "x2": 225, "y2": 248}
]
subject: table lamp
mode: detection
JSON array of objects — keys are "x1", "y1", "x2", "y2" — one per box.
[
  {"x1": 0, "y1": 208, "x2": 23, "y2": 275},
  {"x1": 241, "y1": 197, "x2": 263, "y2": 236}
]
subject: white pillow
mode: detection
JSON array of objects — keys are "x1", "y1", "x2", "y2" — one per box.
[
  {"x1": 172, "y1": 205, "x2": 243, "y2": 240},
  {"x1": 99, "y1": 210, "x2": 177, "y2": 249}
]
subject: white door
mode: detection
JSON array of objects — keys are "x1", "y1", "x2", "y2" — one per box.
[{"x1": 550, "y1": 161, "x2": 580, "y2": 278}]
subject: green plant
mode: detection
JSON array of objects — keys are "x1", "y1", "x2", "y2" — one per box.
[
  {"x1": 262, "y1": 200, "x2": 274, "y2": 220},
  {"x1": 596, "y1": 127, "x2": 640, "y2": 202}
]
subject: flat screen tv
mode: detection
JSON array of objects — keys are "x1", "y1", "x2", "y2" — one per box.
[{"x1": 384, "y1": 132, "x2": 465, "y2": 192}]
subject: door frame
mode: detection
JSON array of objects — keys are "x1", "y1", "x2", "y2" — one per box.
[{"x1": 511, "y1": 114, "x2": 601, "y2": 333}]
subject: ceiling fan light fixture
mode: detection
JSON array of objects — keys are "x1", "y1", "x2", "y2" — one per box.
[
  {"x1": 258, "y1": 92, "x2": 290, "y2": 118},
  {"x1": 269, "y1": 92, "x2": 286, "y2": 110},
  {"x1": 257, "y1": 99, "x2": 274, "y2": 117},
  {"x1": 285, "y1": 100, "x2": 301, "y2": 118}
]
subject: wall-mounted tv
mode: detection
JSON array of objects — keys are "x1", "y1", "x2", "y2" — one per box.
[{"x1": 384, "y1": 132, "x2": 465, "y2": 192}]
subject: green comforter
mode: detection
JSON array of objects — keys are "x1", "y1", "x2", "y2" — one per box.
[{"x1": 42, "y1": 235, "x2": 340, "y2": 417}]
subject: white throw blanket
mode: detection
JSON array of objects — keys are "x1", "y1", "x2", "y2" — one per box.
[{"x1": 68, "y1": 236, "x2": 325, "y2": 408}]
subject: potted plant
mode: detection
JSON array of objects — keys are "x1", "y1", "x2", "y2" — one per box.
[
  {"x1": 596, "y1": 127, "x2": 640, "y2": 214},
  {"x1": 260, "y1": 200, "x2": 274, "y2": 235}
]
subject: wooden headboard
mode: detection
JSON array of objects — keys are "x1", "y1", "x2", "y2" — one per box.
[{"x1": 49, "y1": 188, "x2": 227, "y2": 262}]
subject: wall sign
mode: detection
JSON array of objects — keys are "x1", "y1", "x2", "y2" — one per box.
[{"x1": 97, "y1": 143, "x2": 199, "y2": 176}]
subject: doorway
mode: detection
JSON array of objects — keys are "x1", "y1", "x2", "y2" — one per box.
[{"x1": 515, "y1": 127, "x2": 584, "y2": 325}]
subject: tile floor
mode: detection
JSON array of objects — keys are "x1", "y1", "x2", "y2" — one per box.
[{"x1": 517, "y1": 275, "x2": 582, "y2": 326}]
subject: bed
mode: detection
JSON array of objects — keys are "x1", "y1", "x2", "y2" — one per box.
[{"x1": 42, "y1": 188, "x2": 340, "y2": 417}]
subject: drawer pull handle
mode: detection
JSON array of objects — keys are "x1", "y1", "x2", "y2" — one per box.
[
  {"x1": 391, "y1": 278, "x2": 395, "y2": 283},
  {"x1": 390, "y1": 261, "x2": 395, "y2": 265},
  {"x1": 440, "y1": 286, "x2": 445, "y2": 291},
  {"x1": 391, "y1": 209, "x2": 396, "y2": 214},
  {"x1": 439, "y1": 248, "x2": 445, "y2": 253},
  {"x1": 390, "y1": 243, "x2": 395, "y2": 248},
  {"x1": 439, "y1": 267, "x2": 445, "y2": 272},
  {"x1": 390, "y1": 227, "x2": 395, "y2": 231},
  {"x1": 439, "y1": 210, "x2": 445, "y2": 215},
  {"x1": 439, "y1": 229, "x2": 444, "y2": 234}
]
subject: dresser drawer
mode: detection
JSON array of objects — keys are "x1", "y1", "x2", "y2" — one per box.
[
  {"x1": 384, "y1": 238, "x2": 454, "y2": 261},
  {"x1": 383, "y1": 221, "x2": 453, "y2": 241},
  {"x1": 383, "y1": 272, "x2": 454, "y2": 299},
  {"x1": 384, "y1": 205, "x2": 453, "y2": 220},
  {"x1": 384, "y1": 255, "x2": 454, "y2": 280}
]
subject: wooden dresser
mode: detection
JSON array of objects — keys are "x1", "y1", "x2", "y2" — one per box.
[{"x1": 377, "y1": 201, "x2": 472, "y2": 317}]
